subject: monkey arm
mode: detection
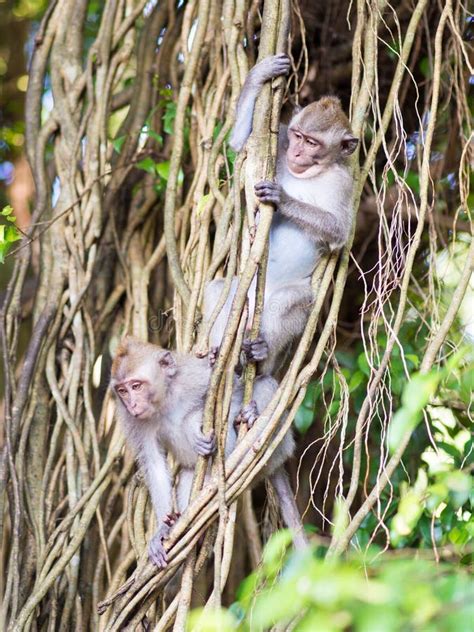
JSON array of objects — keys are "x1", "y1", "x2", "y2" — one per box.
[
  {"x1": 140, "y1": 442, "x2": 174, "y2": 567},
  {"x1": 140, "y1": 442, "x2": 172, "y2": 523},
  {"x1": 279, "y1": 190, "x2": 349, "y2": 247},
  {"x1": 254, "y1": 180, "x2": 349, "y2": 248},
  {"x1": 229, "y1": 54, "x2": 290, "y2": 152}
]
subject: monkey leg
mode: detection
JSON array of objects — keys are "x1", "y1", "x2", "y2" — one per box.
[
  {"x1": 269, "y1": 467, "x2": 307, "y2": 549},
  {"x1": 176, "y1": 468, "x2": 195, "y2": 513},
  {"x1": 203, "y1": 277, "x2": 258, "y2": 352},
  {"x1": 259, "y1": 280, "x2": 314, "y2": 374}
]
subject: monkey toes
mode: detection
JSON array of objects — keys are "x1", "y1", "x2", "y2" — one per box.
[
  {"x1": 254, "y1": 180, "x2": 281, "y2": 205},
  {"x1": 235, "y1": 400, "x2": 259, "y2": 429},
  {"x1": 148, "y1": 513, "x2": 181, "y2": 567},
  {"x1": 194, "y1": 429, "x2": 216, "y2": 456},
  {"x1": 149, "y1": 537, "x2": 168, "y2": 568},
  {"x1": 243, "y1": 336, "x2": 269, "y2": 362},
  {"x1": 208, "y1": 346, "x2": 219, "y2": 368}
]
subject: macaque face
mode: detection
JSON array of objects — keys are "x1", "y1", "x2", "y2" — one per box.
[
  {"x1": 286, "y1": 126, "x2": 325, "y2": 173},
  {"x1": 114, "y1": 378, "x2": 158, "y2": 420},
  {"x1": 286, "y1": 98, "x2": 358, "y2": 178},
  {"x1": 111, "y1": 337, "x2": 177, "y2": 421}
]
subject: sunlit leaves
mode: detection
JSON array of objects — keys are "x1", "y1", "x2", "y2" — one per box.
[
  {"x1": 0, "y1": 205, "x2": 21, "y2": 263},
  {"x1": 186, "y1": 608, "x2": 236, "y2": 632},
  {"x1": 192, "y1": 535, "x2": 474, "y2": 632},
  {"x1": 388, "y1": 370, "x2": 442, "y2": 454}
]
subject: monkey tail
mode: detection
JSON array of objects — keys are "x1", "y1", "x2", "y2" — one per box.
[{"x1": 262, "y1": 479, "x2": 283, "y2": 545}]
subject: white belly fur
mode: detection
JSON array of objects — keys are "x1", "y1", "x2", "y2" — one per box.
[{"x1": 266, "y1": 216, "x2": 320, "y2": 288}]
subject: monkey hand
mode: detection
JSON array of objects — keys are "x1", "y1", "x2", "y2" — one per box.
[
  {"x1": 254, "y1": 180, "x2": 281, "y2": 206},
  {"x1": 242, "y1": 336, "x2": 269, "y2": 363},
  {"x1": 253, "y1": 53, "x2": 291, "y2": 83},
  {"x1": 148, "y1": 513, "x2": 180, "y2": 568},
  {"x1": 193, "y1": 429, "x2": 216, "y2": 457},
  {"x1": 234, "y1": 400, "x2": 259, "y2": 430}
]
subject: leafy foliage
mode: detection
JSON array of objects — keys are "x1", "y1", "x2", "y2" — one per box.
[
  {"x1": 0, "y1": 205, "x2": 21, "y2": 262},
  {"x1": 188, "y1": 533, "x2": 474, "y2": 632}
]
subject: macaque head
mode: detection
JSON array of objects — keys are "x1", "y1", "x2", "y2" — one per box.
[
  {"x1": 286, "y1": 96, "x2": 358, "y2": 178},
  {"x1": 110, "y1": 336, "x2": 177, "y2": 421}
]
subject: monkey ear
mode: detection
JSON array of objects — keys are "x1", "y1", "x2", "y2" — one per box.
[
  {"x1": 158, "y1": 350, "x2": 177, "y2": 376},
  {"x1": 341, "y1": 134, "x2": 358, "y2": 156}
]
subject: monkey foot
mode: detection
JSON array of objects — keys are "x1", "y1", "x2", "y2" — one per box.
[
  {"x1": 234, "y1": 400, "x2": 259, "y2": 429},
  {"x1": 148, "y1": 513, "x2": 181, "y2": 567},
  {"x1": 208, "y1": 346, "x2": 219, "y2": 368},
  {"x1": 242, "y1": 336, "x2": 269, "y2": 363},
  {"x1": 254, "y1": 180, "x2": 281, "y2": 205},
  {"x1": 194, "y1": 429, "x2": 216, "y2": 456}
]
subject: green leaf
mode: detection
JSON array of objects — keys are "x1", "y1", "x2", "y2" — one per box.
[
  {"x1": 448, "y1": 526, "x2": 470, "y2": 547},
  {"x1": 357, "y1": 352, "x2": 370, "y2": 376},
  {"x1": 112, "y1": 135, "x2": 126, "y2": 153},
  {"x1": 404, "y1": 171, "x2": 420, "y2": 195},
  {"x1": 348, "y1": 370, "x2": 364, "y2": 392},
  {"x1": 405, "y1": 354, "x2": 420, "y2": 368},
  {"x1": 1, "y1": 205, "x2": 13, "y2": 217},
  {"x1": 147, "y1": 129, "x2": 163, "y2": 145},
  {"x1": 419, "y1": 57, "x2": 431, "y2": 78},
  {"x1": 402, "y1": 371, "x2": 440, "y2": 413},
  {"x1": 388, "y1": 408, "x2": 420, "y2": 454},
  {"x1": 136, "y1": 157, "x2": 156, "y2": 174},
  {"x1": 262, "y1": 529, "x2": 292, "y2": 576},
  {"x1": 436, "y1": 441, "x2": 461, "y2": 461},
  {"x1": 155, "y1": 161, "x2": 170, "y2": 180},
  {"x1": 295, "y1": 406, "x2": 315, "y2": 433},
  {"x1": 442, "y1": 471, "x2": 472, "y2": 508},
  {"x1": 332, "y1": 497, "x2": 349, "y2": 539},
  {"x1": 251, "y1": 582, "x2": 303, "y2": 628},
  {"x1": 426, "y1": 483, "x2": 448, "y2": 511},
  {"x1": 5, "y1": 226, "x2": 21, "y2": 243},
  {"x1": 186, "y1": 607, "x2": 236, "y2": 632},
  {"x1": 163, "y1": 101, "x2": 177, "y2": 134}
]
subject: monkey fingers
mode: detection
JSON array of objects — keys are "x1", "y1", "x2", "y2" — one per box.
[
  {"x1": 234, "y1": 400, "x2": 259, "y2": 429},
  {"x1": 194, "y1": 429, "x2": 216, "y2": 456},
  {"x1": 254, "y1": 180, "x2": 281, "y2": 205},
  {"x1": 242, "y1": 336, "x2": 269, "y2": 362},
  {"x1": 148, "y1": 531, "x2": 169, "y2": 568},
  {"x1": 257, "y1": 53, "x2": 291, "y2": 81}
]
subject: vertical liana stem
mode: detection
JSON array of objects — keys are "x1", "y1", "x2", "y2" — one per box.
[
  {"x1": 173, "y1": 1, "x2": 290, "y2": 627},
  {"x1": 328, "y1": 0, "x2": 452, "y2": 557}
]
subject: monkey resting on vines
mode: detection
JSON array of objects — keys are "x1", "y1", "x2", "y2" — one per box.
[
  {"x1": 110, "y1": 336, "x2": 306, "y2": 568},
  {"x1": 203, "y1": 53, "x2": 358, "y2": 374}
]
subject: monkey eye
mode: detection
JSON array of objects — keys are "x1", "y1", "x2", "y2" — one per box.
[
  {"x1": 132, "y1": 382, "x2": 143, "y2": 391},
  {"x1": 306, "y1": 138, "x2": 319, "y2": 147},
  {"x1": 116, "y1": 387, "x2": 127, "y2": 396}
]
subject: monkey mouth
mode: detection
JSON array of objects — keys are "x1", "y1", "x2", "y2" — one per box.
[
  {"x1": 287, "y1": 158, "x2": 318, "y2": 172},
  {"x1": 132, "y1": 410, "x2": 150, "y2": 420}
]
